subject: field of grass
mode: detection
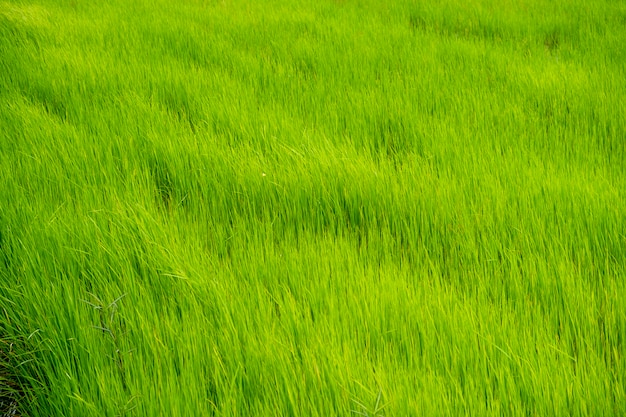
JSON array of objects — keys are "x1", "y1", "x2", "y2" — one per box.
[{"x1": 1, "y1": 0, "x2": 625, "y2": 415}]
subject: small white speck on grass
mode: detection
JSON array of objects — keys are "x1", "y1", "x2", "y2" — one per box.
[
  {"x1": 27, "y1": 329, "x2": 41, "y2": 340},
  {"x1": 262, "y1": 172, "x2": 266, "y2": 177}
]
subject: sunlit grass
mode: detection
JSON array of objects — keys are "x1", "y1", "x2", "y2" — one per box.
[{"x1": 1, "y1": 0, "x2": 625, "y2": 415}]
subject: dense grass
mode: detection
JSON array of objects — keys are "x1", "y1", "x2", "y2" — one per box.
[{"x1": 1, "y1": 0, "x2": 625, "y2": 415}]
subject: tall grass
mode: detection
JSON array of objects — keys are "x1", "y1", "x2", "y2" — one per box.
[{"x1": 1, "y1": 0, "x2": 625, "y2": 415}]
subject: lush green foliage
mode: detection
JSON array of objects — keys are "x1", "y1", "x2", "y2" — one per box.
[{"x1": 1, "y1": 0, "x2": 625, "y2": 415}]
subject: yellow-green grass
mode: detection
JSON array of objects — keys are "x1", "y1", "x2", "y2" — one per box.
[{"x1": 1, "y1": 0, "x2": 625, "y2": 415}]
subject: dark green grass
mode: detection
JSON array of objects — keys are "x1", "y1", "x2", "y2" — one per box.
[{"x1": 1, "y1": 0, "x2": 625, "y2": 415}]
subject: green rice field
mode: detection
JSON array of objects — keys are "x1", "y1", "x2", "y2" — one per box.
[{"x1": 1, "y1": 0, "x2": 625, "y2": 415}]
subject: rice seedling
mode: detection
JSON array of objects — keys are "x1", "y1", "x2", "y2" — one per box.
[{"x1": 1, "y1": 0, "x2": 625, "y2": 415}]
